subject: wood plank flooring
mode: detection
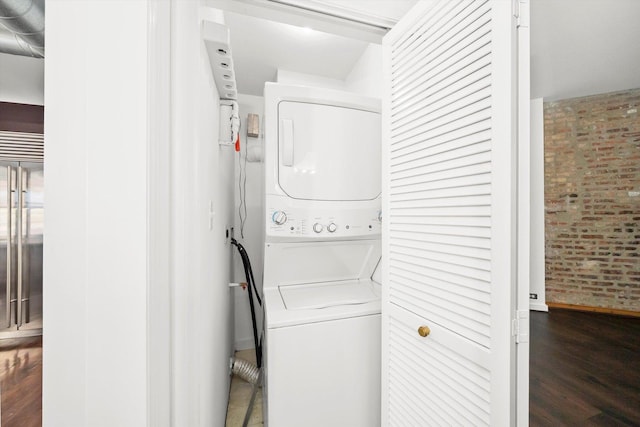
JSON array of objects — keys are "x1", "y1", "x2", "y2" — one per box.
[
  {"x1": 530, "y1": 310, "x2": 640, "y2": 426},
  {"x1": 0, "y1": 337, "x2": 42, "y2": 427},
  {"x1": 0, "y1": 311, "x2": 637, "y2": 426}
]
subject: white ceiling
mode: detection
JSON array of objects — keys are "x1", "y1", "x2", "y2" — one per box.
[
  {"x1": 531, "y1": 0, "x2": 640, "y2": 100},
  {"x1": 223, "y1": 0, "x2": 640, "y2": 101},
  {"x1": 225, "y1": 11, "x2": 370, "y2": 96},
  {"x1": 222, "y1": 0, "x2": 418, "y2": 96},
  {"x1": 301, "y1": 0, "x2": 419, "y2": 22}
]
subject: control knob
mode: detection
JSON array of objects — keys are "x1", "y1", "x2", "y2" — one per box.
[
  {"x1": 272, "y1": 211, "x2": 287, "y2": 225},
  {"x1": 327, "y1": 223, "x2": 337, "y2": 233},
  {"x1": 313, "y1": 223, "x2": 323, "y2": 233}
]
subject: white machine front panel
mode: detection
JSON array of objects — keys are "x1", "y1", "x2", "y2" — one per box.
[
  {"x1": 266, "y1": 314, "x2": 381, "y2": 427},
  {"x1": 266, "y1": 202, "x2": 380, "y2": 240},
  {"x1": 277, "y1": 101, "x2": 381, "y2": 201}
]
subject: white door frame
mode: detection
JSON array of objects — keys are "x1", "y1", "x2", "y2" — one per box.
[
  {"x1": 516, "y1": 1, "x2": 531, "y2": 425},
  {"x1": 146, "y1": 1, "x2": 172, "y2": 426}
]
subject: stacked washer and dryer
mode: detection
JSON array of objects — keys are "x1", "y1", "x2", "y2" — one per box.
[{"x1": 262, "y1": 83, "x2": 382, "y2": 427}]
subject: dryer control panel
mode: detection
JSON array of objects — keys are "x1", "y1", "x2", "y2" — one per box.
[{"x1": 266, "y1": 207, "x2": 381, "y2": 239}]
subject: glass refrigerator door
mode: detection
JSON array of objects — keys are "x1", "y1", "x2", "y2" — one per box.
[
  {"x1": 0, "y1": 162, "x2": 43, "y2": 337},
  {"x1": 18, "y1": 163, "x2": 43, "y2": 332},
  {"x1": 0, "y1": 164, "x2": 17, "y2": 334}
]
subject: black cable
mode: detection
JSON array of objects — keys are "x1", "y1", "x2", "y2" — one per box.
[
  {"x1": 232, "y1": 238, "x2": 262, "y2": 306},
  {"x1": 231, "y1": 238, "x2": 263, "y2": 367}
]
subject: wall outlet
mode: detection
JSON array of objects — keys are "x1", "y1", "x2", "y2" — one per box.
[{"x1": 247, "y1": 113, "x2": 260, "y2": 137}]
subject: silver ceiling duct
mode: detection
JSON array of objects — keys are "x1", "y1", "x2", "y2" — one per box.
[{"x1": 0, "y1": 0, "x2": 44, "y2": 58}]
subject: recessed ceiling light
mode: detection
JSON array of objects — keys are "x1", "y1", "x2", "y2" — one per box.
[{"x1": 287, "y1": 24, "x2": 318, "y2": 37}]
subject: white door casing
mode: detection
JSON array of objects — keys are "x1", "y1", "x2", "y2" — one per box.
[
  {"x1": 382, "y1": 0, "x2": 529, "y2": 425},
  {"x1": 516, "y1": 0, "x2": 531, "y2": 424}
]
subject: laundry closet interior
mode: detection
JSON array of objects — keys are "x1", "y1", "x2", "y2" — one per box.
[{"x1": 206, "y1": 1, "x2": 529, "y2": 426}]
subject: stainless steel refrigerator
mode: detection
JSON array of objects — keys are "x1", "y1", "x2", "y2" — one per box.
[{"x1": 0, "y1": 162, "x2": 43, "y2": 338}]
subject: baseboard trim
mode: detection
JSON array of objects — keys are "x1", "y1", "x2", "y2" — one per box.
[
  {"x1": 234, "y1": 337, "x2": 255, "y2": 351},
  {"x1": 547, "y1": 302, "x2": 640, "y2": 318},
  {"x1": 530, "y1": 302, "x2": 549, "y2": 312}
]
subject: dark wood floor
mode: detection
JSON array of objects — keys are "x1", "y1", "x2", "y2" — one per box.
[
  {"x1": 0, "y1": 311, "x2": 637, "y2": 426},
  {"x1": 530, "y1": 310, "x2": 640, "y2": 426},
  {"x1": 0, "y1": 337, "x2": 42, "y2": 427}
]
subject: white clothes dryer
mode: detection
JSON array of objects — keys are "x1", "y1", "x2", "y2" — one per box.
[
  {"x1": 262, "y1": 84, "x2": 382, "y2": 427},
  {"x1": 263, "y1": 83, "x2": 381, "y2": 243}
]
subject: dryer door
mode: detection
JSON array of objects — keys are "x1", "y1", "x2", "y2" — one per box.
[{"x1": 278, "y1": 101, "x2": 380, "y2": 201}]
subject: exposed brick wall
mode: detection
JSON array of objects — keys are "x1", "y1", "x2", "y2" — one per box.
[{"x1": 544, "y1": 89, "x2": 640, "y2": 312}]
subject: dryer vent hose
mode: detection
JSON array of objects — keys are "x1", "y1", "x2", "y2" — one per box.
[{"x1": 232, "y1": 357, "x2": 260, "y2": 385}]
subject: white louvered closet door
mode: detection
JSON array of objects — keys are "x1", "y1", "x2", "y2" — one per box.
[{"x1": 382, "y1": 1, "x2": 523, "y2": 425}]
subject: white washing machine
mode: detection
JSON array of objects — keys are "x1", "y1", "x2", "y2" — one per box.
[{"x1": 262, "y1": 83, "x2": 382, "y2": 427}]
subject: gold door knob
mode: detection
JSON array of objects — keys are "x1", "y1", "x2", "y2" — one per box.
[{"x1": 418, "y1": 325, "x2": 430, "y2": 337}]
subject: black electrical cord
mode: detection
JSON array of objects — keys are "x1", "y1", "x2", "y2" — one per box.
[{"x1": 231, "y1": 238, "x2": 263, "y2": 367}]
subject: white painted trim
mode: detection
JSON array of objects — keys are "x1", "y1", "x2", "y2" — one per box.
[
  {"x1": 380, "y1": 22, "x2": 392, "y2": 427},
  {"x1": 146, "y1": 1, "x2": 172, "y2": 425},
  {"x1": 516, "y1": 1, "x2": 531, "y2": 424},
  {"x1": 263, "y1": 0, "x2": 397, "y2": 29},
  {"x1": 204, "y1": 0, "x2": 384, "y2": 43},
  {"x1": 530, "y1": 97, "x2": 547, "y2": 312},
  {"x1": 489, "y1": 2, "x2": 518, "y2": 425},
  {"x1": 530, "y1": 302, "x2": 549, "y2": 312}
]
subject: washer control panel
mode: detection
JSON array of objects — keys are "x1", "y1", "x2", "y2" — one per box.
[
  {"x1": 272, "y1": 210, "x2": 288, "y2": 225},
  {"x1": 267, "y1": 207, "x2": 381, "y2": 238}
]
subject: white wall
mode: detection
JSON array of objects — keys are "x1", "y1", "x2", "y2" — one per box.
[
  {"x1": 171, "y1": 3, "x2": 235, "y2": 426},
  {"x1": 45, "y1": 2, "x2": 236, "y2": 426},
  {"x1": 276, "y1": 44, "x2": 383, "y2": 99},
  {"x1": 0, "y1": 52, "x2": 44, "y2": 105},
  {"x1": 44, "y1": 1, "x2": 151, "y2": 425},
  {"x1": 531, "y1": 0, "x2": 640, "y2": 100},
  {"x1": 276, "y1": 69, "x2": 346, "y2": 91},
  {"x1": 530, "y1": 98, "x2": 547, "y2": 311},
  {"x1": 345, "y1": 43, "x2": 382, "y2": 98},
  {"x1": 233, "y1": 93, "x2": 265, "y2": 350}
]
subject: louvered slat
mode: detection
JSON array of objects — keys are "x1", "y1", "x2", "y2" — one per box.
[
  {"x1": 388, "y1": 0, "x2": 493, "y2": 351},
  {"x1": 391, "y1": 108, "x2": 491, "y2": 156},
  {"x1": 384, "y1": 0, "x2": 519, "y2": 424},
  {"x1": 391, "y1": 71, "x2": 491, "y2": 132},
  {"x1": 0, "y1": 131, "x2": 44, "y2": 162},
  {"x1": 391, "y1": 0, "x2": 477, "y2": 77},
  {"x1": 391, "y1": 2, "x2": 491, "y2": 97},
  {"x1": 388, "y1": 305, "x2": 490, "y2": 426},
  {"x1": 390, "y1": 0, "x2": 463, "y2": 71}
]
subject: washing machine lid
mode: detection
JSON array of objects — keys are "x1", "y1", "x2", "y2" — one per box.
[
  {"x1": 277, "y1": 101, "x2": 381, "y2": 201},
  {"x1": 263, "y1": 240, "x2": 381, "y2": 289},
  {"x1": 279, "y1": 280, "x2": 380, "y2": 310}
]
